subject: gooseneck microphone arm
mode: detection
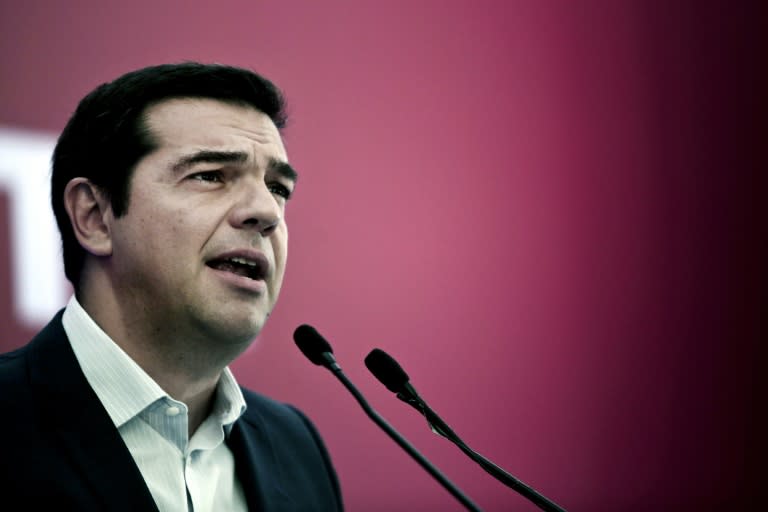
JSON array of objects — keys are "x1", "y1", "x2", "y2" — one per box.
[
  {"x1": 293, "y1": 325, "x2": 484, "y2": 512},
  {"x1": 365, "y1": 348, "x2": 567, "y2": 512}
]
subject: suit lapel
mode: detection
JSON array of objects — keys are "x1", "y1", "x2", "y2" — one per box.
[
  {"x1": 27, "y1": 312, "x2": 159, "y2": 512},
  {"x1": 228, "y1": 414, "x2": 295, "y2": 512}
]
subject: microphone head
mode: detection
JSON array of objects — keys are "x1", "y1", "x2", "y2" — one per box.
[
  {"x1": 294, "y1": 324, "x2": 334, "y2": 366},
  {"x1": 365, "y1": 348, "x2": 410, "y2": 393}
]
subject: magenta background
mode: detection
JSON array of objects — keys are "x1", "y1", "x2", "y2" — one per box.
[{"x1": 0, "y1": 1, "x2": 763, "y2": 510}]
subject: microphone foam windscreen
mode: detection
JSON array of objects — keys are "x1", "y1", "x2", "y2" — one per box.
[
  {"x1": 294, "y1": 324, "x2": 334, "y2": 366},
  {"x1": 364, "y1": 348, "x2": 410, "y2": 393}
]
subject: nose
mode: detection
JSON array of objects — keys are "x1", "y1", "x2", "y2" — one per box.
[{"x1": 229, "y1": 180, "x2": 282, "y2": 236}]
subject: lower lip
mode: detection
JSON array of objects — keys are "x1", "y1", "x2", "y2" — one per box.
[{"x1": 208, "y1": 267, "x2": 267, "y2": 294}]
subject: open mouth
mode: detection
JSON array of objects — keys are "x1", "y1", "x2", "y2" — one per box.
[{"x1": 207, "y1": 256, "x2": 268, "y2": 281}]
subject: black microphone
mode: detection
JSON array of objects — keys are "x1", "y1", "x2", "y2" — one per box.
[
  {"x1": 364, "y1": 348, "x2": 423, "y2": 405},
  {"x1": 294, "y1": 324, "x2": 340, "y2": 369},
  {"x1": 365, "y1": 348, "x2": 568, "y2": 512},
  {"x1": 293, "y1": 324, "x2": 484, "y2": 512}
]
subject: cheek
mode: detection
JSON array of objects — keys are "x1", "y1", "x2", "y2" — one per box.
[
  {"x1": 121, "y1": 209, "x2": 196, "y2": 265},
  {"x1": 275, "y1": 224, "x2": 288, "y2": 265},
  {"x1": 270, "y1": 225, "x2": 288, "y2": 287}
]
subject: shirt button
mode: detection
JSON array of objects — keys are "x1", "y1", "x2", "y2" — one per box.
[{"x1": 166, "y1": 406, "x2": 181, "y2": 416}]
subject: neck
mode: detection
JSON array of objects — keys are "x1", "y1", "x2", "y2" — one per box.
[{"x1": 75, "y1": 277, "x2": 242, "y2": 435}]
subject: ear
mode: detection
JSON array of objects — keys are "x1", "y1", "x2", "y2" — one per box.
[{"x1": 63, "y1": 178, "x2": 114, "y2": 257}]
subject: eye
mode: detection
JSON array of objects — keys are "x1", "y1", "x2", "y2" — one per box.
[
  {"x1": 268, "y1": 182, "x2": 293, "y2": 200},
  {"x1": 190, "y1": 170, "x2": 224, "y2": 183}
]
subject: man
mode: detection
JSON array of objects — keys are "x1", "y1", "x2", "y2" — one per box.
[{"x1": 0, "y1": 62, "x2": 343, "y2": 511}]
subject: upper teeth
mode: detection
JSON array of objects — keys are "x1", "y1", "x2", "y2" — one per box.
[{"x1": 229, "y1": 257, "x2": 258, "y2": 267}]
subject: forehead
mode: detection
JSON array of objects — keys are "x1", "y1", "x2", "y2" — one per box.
[{"x1": 143, "y1": 98, "x2": 287, "y2": 160}]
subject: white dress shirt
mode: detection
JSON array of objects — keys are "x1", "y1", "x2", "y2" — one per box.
[{"x1": 62, "y1": 295, "x2": 248, "y2": 512}]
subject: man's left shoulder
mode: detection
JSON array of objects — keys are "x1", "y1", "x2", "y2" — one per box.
[
  {"x1": 232, "y1": 388, "x2": 344, "y2": 510},
  {"x1": 237, "y1": 387, "x2": 318, "y2": 434}
]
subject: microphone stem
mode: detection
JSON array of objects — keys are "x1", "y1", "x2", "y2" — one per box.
[
  {"x1": 329, "y1": 367, "x2": 484, "y2": 512},
  {"x1": 420, "y1": 403, "x2": 567, "y2": 512}
]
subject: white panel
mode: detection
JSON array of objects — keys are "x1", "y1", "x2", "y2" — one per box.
[{"x1": 0, "y1": 126, "x2": 69, "y2": 327}]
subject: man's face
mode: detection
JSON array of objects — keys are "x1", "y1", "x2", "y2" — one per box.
[{"x1": 106, "y1": 98, "x2": 295, "y2": 346}]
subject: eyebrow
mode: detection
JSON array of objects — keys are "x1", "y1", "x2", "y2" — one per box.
[
  {"x1": 171, "y1": 150, "x2": 298, "y2": 182},
  {"x1": 269, "y1": 158, "x2": 298, "y2": 182},
  {"x1": 172, "y1": 150, "x2": 247, "y2": 173}
]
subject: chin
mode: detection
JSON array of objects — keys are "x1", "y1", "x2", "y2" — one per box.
[
  {"x1": 192, "y1": 309, "x2": 268, "y2": 347},
  {"x1": 227, "y1": 316, "x2": 267, "y2": 344}
]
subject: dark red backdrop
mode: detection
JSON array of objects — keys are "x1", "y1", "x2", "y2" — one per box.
[{"x1": 0, "y1": 1, "x2": 763, "y2": 510}]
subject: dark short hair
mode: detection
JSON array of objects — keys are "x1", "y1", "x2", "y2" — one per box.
[{"x1": 51, "y1": 62, "x2": 287, "y2": 288}]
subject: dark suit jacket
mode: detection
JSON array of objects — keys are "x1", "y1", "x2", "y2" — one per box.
[{"x1": 0, "y1": 311, "x2": 343, "y2": 511}]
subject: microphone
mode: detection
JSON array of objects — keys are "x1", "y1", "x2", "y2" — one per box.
[
  {"x1": 365, "y1": 349, "x2": 567, "y2": 512},
  {"x1": 293, "y1": 324, "x2": 484, "y2": 512},
  {"x1": 294, "y1": 324, "x2": 339, "y2": 369}
]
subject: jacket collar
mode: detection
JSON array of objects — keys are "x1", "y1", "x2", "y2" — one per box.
[
  {"x1": 227, "y1": 405, "x2": 296, "y2": 511},
  {"x1": 27, "y1": 311, "x2": 159, "y2": 511}
]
